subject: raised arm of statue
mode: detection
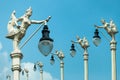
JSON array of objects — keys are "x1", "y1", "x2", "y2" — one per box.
[
  {"x1": 94, "y1": 19, "x2": 110, "y2": 31},
  {"x1": 31, "y1": 16, "x2": 51, "y2": 24},
  {"x1": 94, "y1": 19, "x2": 107, "y2": 28},
  {"x1": 94, "y1": 19, "x2": 109, "y2": 28},
  {"x1": 31, "y1": 20, "x2": 46, "y2": 24}
]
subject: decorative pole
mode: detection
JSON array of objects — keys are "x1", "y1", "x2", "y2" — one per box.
[
  {"x1": 10, "y1": 51, "x2": 23, "y2": 80},
  {"x1": 39, "y1": 62, "x2": 43, "y2": 80},
  {"x1": 110, "y1": 35, "x2": 117, "y2": 80},
  {"x1": 58, "y1": 51, "x2": 64, "y2": 80},
  {"x1": 50, "y1": 51, "x2": 64, "y2": 80},
  {"x1": 94, "y1": 19, "x2": 118, "y2": 80},
  {"x1": 70, "y1": 36, "x2": 89, "y2": 80},
  {"x1": 77, "y1": 36, "x2": 89, "y2": 80},
  {"x1": 83, "y1": 48, "x2": 88, "y2": 80}
]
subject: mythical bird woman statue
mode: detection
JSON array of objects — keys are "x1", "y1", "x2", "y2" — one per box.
[{"x1": 6, "y1": 7, "x2": 50, "y2": 52}]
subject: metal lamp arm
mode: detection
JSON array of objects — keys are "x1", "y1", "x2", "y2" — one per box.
[{"x1": 19, "y1": 23, "x2": 44, "y2": 49}]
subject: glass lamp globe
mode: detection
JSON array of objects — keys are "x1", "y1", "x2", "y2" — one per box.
[
  {"x1": 50, "y1": 55, "x2": 55, "y2": 65},
  {"x1": 93, "y1": 29, "x2": 101, "y2": 47},
  {"x1": 38, "y1": 25, "x2": 53, "y2": 56},
  {"x1": 70, "y1": 43, "x2": 76, "y2": 57}
]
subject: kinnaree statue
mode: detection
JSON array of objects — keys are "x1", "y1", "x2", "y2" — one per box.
[
  {"x1": 6, "y1": 7, "x2": 50, "y2": 52},
  {"x1": 94, "y1": 19, "x2": 118, "y2": 37}
]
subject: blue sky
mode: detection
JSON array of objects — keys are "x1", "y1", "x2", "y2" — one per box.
[{"x1": 0, "y1": 0, "x2": 120, "y2": 80}]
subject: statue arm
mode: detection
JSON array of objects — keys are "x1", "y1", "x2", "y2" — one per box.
[
  {"x1": 31, "y1": 16, "x2": 51, "y2": 24},
  {"x1": 31, "y1": 20, "x2": 45, "y2": 24},
  {"x1": 17, "y1": 17, "x2": 23, "y2": 22},
  {"x1": 94, "y1": 24, "x2": 104, "y2": 28}
]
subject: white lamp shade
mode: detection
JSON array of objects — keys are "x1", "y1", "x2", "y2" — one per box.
[
  {"x1": 70, "y1": 50, "x2": 76, "y2": 57},
  {"x1": 50, "y1": 59, "x2": 55, "y2": 65},
  {"x1": 93, "y1": 37, "x2": 101, "y2": 47},
  {"x1": 38, "y1": 40, "x2": 53, "y2": 56}
]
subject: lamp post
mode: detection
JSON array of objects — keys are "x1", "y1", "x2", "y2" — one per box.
[
  {"x1": 50, "y1": 51, "x2": 65, "y2": 80},
  {"x1": 93, "y1": 19, "x2": 118, "y2": 80},
  {"x1": 70, "y1": 36, "x2": 89, "y2": 80},
  {"x1": 22, "y1": 68, "x2": 29, "y2": 80},
  {"x1": 34, "y1": 61, "x2": 44, "y2": 80},
  {"x1": 6, "y1": 74, "x2": 11, "y2": 80},
  {"x1": 6, "y1": 7, "x2": 53, "y2": 80}
]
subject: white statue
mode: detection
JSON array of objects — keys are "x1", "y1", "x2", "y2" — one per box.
[
  {"x1": 6, "y1": 7, "x2": 50, "y2": 52},
  {"x1": 76, "y1": 36, "x2": 89, "y2": 49},
  {"x1": 94, "y1": 19, "x2": 111, "y2": 33},
  {"x1": 94, "y1": 19, "x2": 118, "y2": 37}
]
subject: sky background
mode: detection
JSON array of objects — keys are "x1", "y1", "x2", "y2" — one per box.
[{"x1": 0, "y1": 0, "x2": 120, "y2": 80}]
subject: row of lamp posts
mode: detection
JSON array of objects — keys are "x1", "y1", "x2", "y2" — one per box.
[
  {"x1": 6, "y1": 8, "x2": 118, "y2": 80},
  {"x1": 70, "y1": 19, "x2": 118, "y2": 80}
]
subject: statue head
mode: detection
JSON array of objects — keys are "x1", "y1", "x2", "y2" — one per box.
[
  {"x1": 10, "y1": 10, "x2": 16, "y2": 19},
  {"x1": 101, "y1": 19, "x2": 106, "y2": 24},
  {"x1": 110, "y1": 20, "x2": 114, "y2": 28},
  {"x1": 25, "y1": 7, "x2": 32, "y2": 17}
]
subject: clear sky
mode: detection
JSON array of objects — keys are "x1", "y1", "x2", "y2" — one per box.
[{"x1": 0, "y1": 0, "x2": 120, "y2": 80}]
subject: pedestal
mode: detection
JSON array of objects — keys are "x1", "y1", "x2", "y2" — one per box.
[{"x1": 10, "y1": 52, "x2": 23, "y2": 80}]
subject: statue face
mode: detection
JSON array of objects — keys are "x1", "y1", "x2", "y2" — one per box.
[{"x1": 26, "y1": 10, "x2": 32, "y2": 17}]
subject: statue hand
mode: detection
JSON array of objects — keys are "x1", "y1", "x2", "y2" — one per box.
[
  {"x1": 94, "y1": 24, "x2": 99, "y2": 28},
  {"x1": 46, "y1": 16, "x2": 51, "y2": 22}
]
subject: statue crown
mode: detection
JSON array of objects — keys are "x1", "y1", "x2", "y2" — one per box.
[{"x1": 26, "y1": 7, "x2": 32, "y2": 12}]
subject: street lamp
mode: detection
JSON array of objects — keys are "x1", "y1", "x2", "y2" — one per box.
[
  {"x1": 93, "y1": 29, "x2": 101, "y2": 46},
  {"x1": 93, "y1": 19, "x2": 118, "y2": 80},
  {"x1": 38, "y1": 24, "x2": 54, "y2": 56},
  {"x1": 34, "y1": 61, "x2": 44, "y2": 80},
  {"x1": 70, "y1": 36, "x2": 89, "y2": 80},
  {"x1": 22, "y1": 68, "x2": 29, "y2": 80},
  {"x1": 6, "y1": 74, "x2": 11, "y2": 80},
  {"x1": 6, "y1": 7, "x2": 53, "y2": 80},
  {"x1": 50, "y1": 51, "x2": 65, "y2": 80},
  {"x1": 70, "y1": 43, "x2": 76, "y2": 57},
  {"x1": 50, "y1": 55, "x2": 55, "y2": 65}
]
